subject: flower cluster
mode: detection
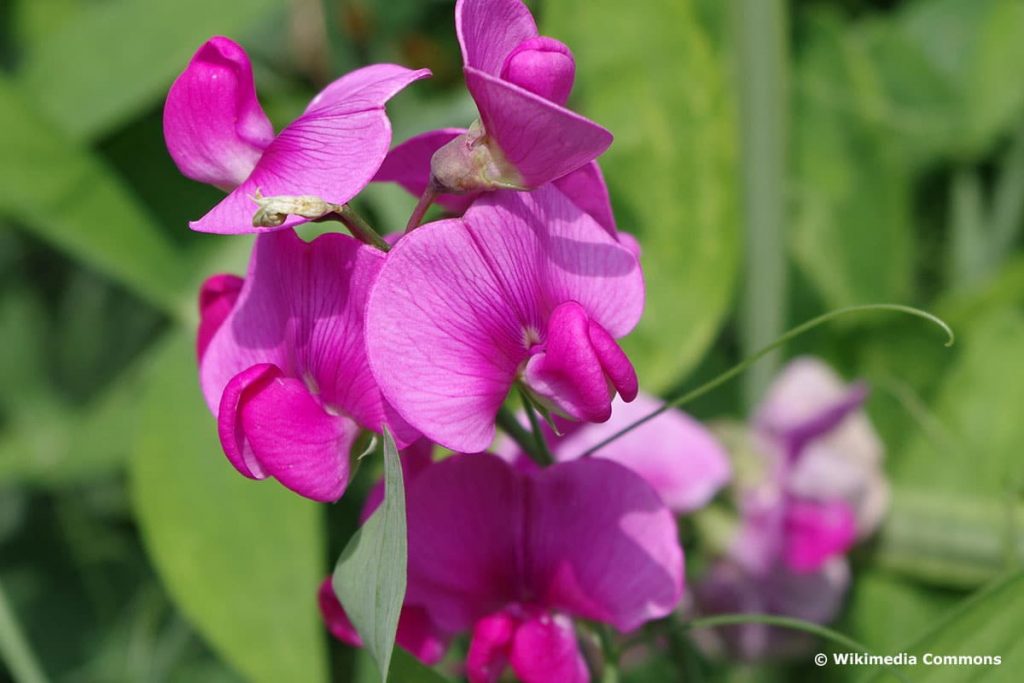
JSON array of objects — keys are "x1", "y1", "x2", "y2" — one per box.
[
  {"x1": 165, "y1": 0, "x2": 889, "y2": 678},
  {"x1": 694, "y1": 358, "x2": 889, "y2": 661}
]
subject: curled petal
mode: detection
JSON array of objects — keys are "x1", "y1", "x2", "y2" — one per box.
[
  {"x1": 196, "y1": 273, "x2": 244, "y2": 360},
  {"x1": 190, "y1": 65, "x2": 430, "y2": 234},
  {"x1": 465, "y1": 67, "x2": 612, "y2": 188},
  {"x1": 219, "y1": 364, "x2": 358, "y2": 502},
  {"x1": 163, "y1": 36, "x2": 274, "y2": 189},
  {"x1": 510, "y1": 613, "x2": 589, "y2": 683}
]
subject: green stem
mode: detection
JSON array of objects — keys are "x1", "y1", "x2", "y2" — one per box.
[
  {"x1": 338, "y1": 204, "x2": 390, "y2": 252},
  {"x1": 596, "y1": 625, "x2": 620, "y2": 683},
  {"x1": 519, "y1": 389, "x2": 555, "y2": 466},
  {"x1": 949, "y1": 167, "x2": 987, "y2": 289},
  {"x1": 0, "y1": 577, "x2": 48, "y2": 683},
  {"x1": 990, "y1": 120, "x2": 1024, "y2": 260},
  {"x1": 405, "y1": 185, "x2": 437, "y2": 233},
  {"x1": 735, "y1": 0, "x2": 789, "y2": 409},
  {"x1": 579, "y1": 304, "x2": 953, "y2": 456},
  {"x1": 496, "y1": 406, "x2": 551, "y2": 467}
]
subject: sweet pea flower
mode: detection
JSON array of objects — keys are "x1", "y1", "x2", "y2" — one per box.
[
  {"x1": 406, "y1": 454, "x2": 683, "y2": 683},
  {"x1": 426, "y1": 0, "x2": 612, "y2": 194},
  {"x1": 197, "y1": 229, "x2": 417, "y2": 502},
  {"x1": 365, "y1": 184, "x2": 644, "y2": 453},
  {"x1": 164, "y1": 36, "x2": 429, "y2": 234},
  {"x1": 375, "y1": 128, "x2": 621, "y2": 238},
  {"x1": 499, "y1": 392, "x2": 732, "y2": 514}
]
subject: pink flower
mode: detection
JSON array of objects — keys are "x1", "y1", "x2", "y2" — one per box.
[
  {"x1": 375, "y1": 128, "x2": 621, "y2": 238},
  {"x1": 365, "y1": 185, "x2": 644, "y2": 453},
  {"x1": 405, "y1": 454, "x2": 683, "y2": 683},
  {"x1": 163, "y1": 36, "x2": 429, "y2": 234},
  {"x1": 499, "y1": 392, "x2": 732, "y2": 514},
  {"x1": 425, "y1": 0, "x2": 612, "y2": 193},
  {"x1": 197, "y1": 230, "x2": 417, "y2": 502}
]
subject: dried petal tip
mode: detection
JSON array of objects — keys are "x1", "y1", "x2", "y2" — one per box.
[
  {"x1": 250, "y1": 190, "x2": 340, "y2": 227},
  {"x1": 501, "y1": 37, "x2": 575, "y2": 106},
  {"x1": 429, "y1": 122, "x2": 526, "y2": 194}
]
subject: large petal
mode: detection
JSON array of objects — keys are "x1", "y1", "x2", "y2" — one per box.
[
  {"x1": 526, "y1": 459, "x2": 683, "y2": 632},
  {"x1": 163, "y1": 37, "x2": 274, "y2": 190},
  {"x1": 405, "y1": 455, "x2": 523, "y2": 632},
  {"x1": 552, "y1": 162, "x2": 617, "y2": 236},
  {"x1": 190, "y1": 65, "x2": 430, "y2": 234},
  {"x1": 366, "y1": 186, "x2": 642, "y2": 452},
  {"x1": 456, "y1": 0, "x2": 537, "y2": 76},
  {"x1": 373, "y1": 129, "x2": 477, "y2": 214},
  {"x1": 466, "y1": 67, "x2": 612, "y2": 188},
  {"x1": 218, "y1": 364, "x2": 357, "y2": 502},
  {"x1": 554, "y1": 392, "x2": 732, "y2": 513},
  {"x1": 200, "y1": 229, "x2": 417, "y2": 446}
]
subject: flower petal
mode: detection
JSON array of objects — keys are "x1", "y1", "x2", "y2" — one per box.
[
  {"x1": 405, "y1": 454, "x2": 523, "y2": 632},
  {"x1": 373, "y1": 129, "x2": 477, "y2": 214},
  {"x1": 510, "y1": 613, "x2": 589, "y2": 683},
  {"x1": 366, "y1": 186, "x2": 642, "y2": 452},
  {"x1": 466, "y1": 611, "x2": 518, "y2": 683},
  {"x1": 456, "y1": 0, "x2": 538, "y2": 76},
  {"x1": 190, "y1": 65, "x2": 430, "y2": 234},
  {"x1": 526, "y1": 459, "x2": 684, "y2": 632},
  {"x1": 196, "y1": 273, "x2": 243, "y2": 361},
  {"x1": 782, "y1": 499, "x2": 857, "y2": 573},
  {"x1": 201, "y1": 229, "x2": 418, "y2": 447},
  {"x1": 554, "y1": 393, "x2": 732, "y2": 513},
  {"x1": 552, "y1": 162, "x2": 617, "y2": 236},
  {"x1": 163, "y1": 36, "x2": 274, "y2": 190},
  {"x1": 220, "y1": 364, "x2": 357, "y2": 502},
  {"x1": 465, "y1": 67, "x2": 612, "y2": 188}
]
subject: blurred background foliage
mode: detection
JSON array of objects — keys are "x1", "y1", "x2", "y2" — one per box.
[{"x1": 0, "y1": 0, "x2": 1022, "y2": 681}]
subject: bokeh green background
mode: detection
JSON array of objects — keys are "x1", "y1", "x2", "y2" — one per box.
[{"x1": 0, "y1": 0, "x2": 1022, "y2": 681}]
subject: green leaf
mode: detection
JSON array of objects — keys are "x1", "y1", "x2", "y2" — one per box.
[
  {"x1": 15, "y1": 0, "x2": 287, "y2": 142},
  {"x1": 867, "y1": 571, "x2": 1024, "y2": 681},
  {"x1": 387, "y1": 650, "x2": 451, "y2": 683},
  {"x1": 130, "y1": 332, "x2": 326, "y2": 683},
  {"x1": 0, "y1": 76, "x2": 189, "y2": 317},
  {"x1": 332, "y1": 429, "x2": 407, "y2": 682},
  {"x1": 842, "y1": 571, "x2": 959, "y2": 652},
  {"x1": 543, "y1": 0, "x2": 739, "y2": 391},
  {"x1": 792, "y1": 14, "x2": 913, "y2": 308}
]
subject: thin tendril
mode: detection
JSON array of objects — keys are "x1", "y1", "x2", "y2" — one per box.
[{"x1": 581, "y1": 304, "x2": 953, "y2": 457}]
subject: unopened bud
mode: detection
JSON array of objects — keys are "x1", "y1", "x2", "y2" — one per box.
[{"x1": 500, "y1": 37, "x2": 575, "y2": 106}]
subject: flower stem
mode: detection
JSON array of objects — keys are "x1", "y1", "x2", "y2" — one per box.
[
  {"x1": 578, "y1": 304, "x2": 953, "y2": 456},
  {"x1": 496, "y1": 405, "x2": 552, "y2": 467},
  {"x1": 0, "y1": 577, "x2": 49, "y2": 683},
  {"x1": 338, "y1": 204, "x2": 390, "y2": 252},
  {"x1": 405, "y1": 184, "x2": 438, "y2": 233},
  {"x1": 519, "y1": 389, "x2": 556, "y2": 466}
]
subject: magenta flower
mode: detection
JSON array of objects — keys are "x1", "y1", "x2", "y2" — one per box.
[
  {"x1": 365, "y1": 185, "x2": 644, "y2": 453},
  {"x1": 163, "y1": 36, "x2": 429, "y2": 233},
  {"x1": 197, "y1": 230, "x2": 417, "y2": 502},
  {"x1": 376, "y1": 128, "x2": 621, "y2": 237},
  {"x1": 426, "y1": 0, "x2": 612, "y2": 193},
  {"x1": 499, "y1": 392, "x2": 732, "y2": 514},
  {"x1": 405, "y1": 454, "x2": 683, "y2": 682}
]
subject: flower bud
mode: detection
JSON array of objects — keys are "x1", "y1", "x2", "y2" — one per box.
[{"x1": 500, "y1": 37, "x2": 576, "y2": 106}]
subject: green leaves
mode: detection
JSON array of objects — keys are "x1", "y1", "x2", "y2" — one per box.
[
  {"x1": 0, "y1": 76, "x2": 189, "y2": 316},
  {"x1": 543, "y1": 0, "x2": 739, "y2": 391},
  {"x1": 333, "y1": 430, "x2": 408, "y2": 682},
  {"x1": 16, "y1": 0, "x2": 287, "y2": 142},
  {"x1": 129, "y1": 333, "x2": 326, "y2": 683}
]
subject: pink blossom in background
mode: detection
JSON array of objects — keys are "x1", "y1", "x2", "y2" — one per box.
[
  {"x1": 426, "y1": 0, "x2": 612, "y2": 193},
  {"x1": 499, "y1": 392, "x2": 732, "y2": 514},
  {"x1": 163, "y1": 36, "x2": 429, "y2": 234},
  {"x1": 375, "y1": 128, "x2": 620, "y2": 236},
  {"x1": 365, "y1": 185, "x2": 644, "y2": 453},
  {"x1": 694, "y1": 357, "x2": 888, "y2": 660},
  {"x1": 197, "y1": 230, "x2": 417, "y2": 502}
]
